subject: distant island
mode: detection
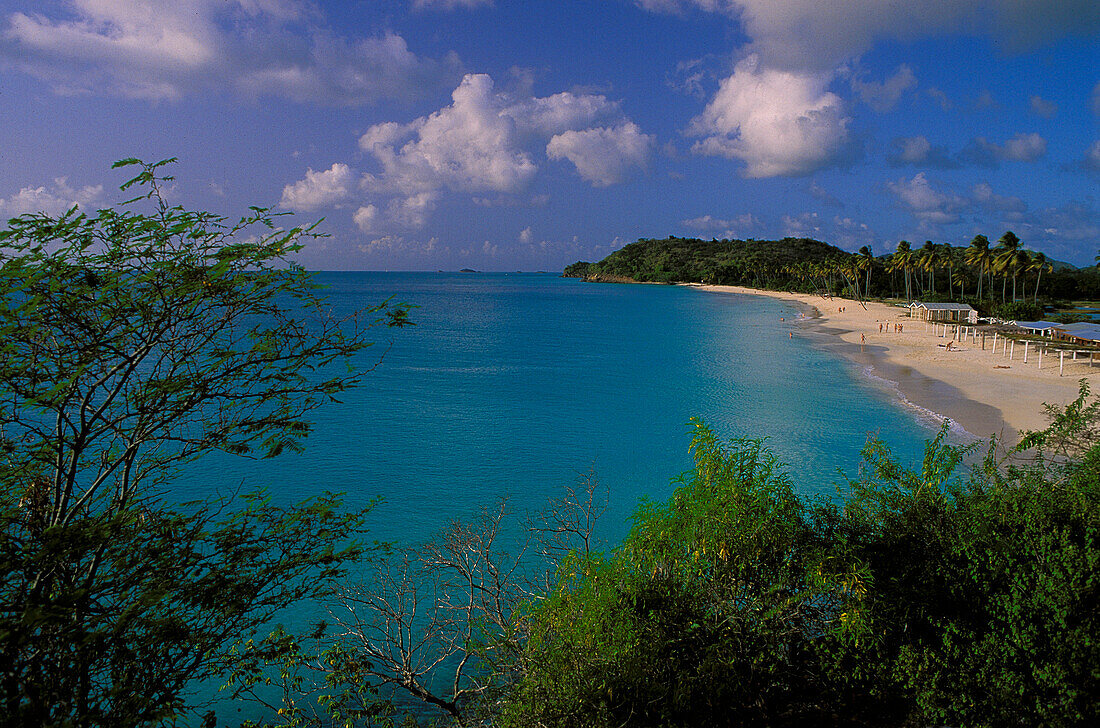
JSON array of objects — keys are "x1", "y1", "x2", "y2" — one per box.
[{"x1": 459, "y1": 268, "x2": 479, "y2": 273}]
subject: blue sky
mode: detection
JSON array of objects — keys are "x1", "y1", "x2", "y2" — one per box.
[{"x1": 0, "y1": 0, "x2": 1097, "y2": 270}]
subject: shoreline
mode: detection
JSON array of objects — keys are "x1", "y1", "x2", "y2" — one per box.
[{"x1": 692, "y1": 284, "x2": 1095, "y2": 444}]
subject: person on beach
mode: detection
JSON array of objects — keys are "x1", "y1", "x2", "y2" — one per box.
[{"x1": 879, "y1": 323, "x2": 883, "y2": 333}]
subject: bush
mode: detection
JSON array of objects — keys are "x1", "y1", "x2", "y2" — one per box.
[
  {"x1": 504, "y1": 393, "x2": 1100, "y2": 727},
  {"x1": 993, "y1": 300, "x2": 1043, "y2": 321},
  {"x1": 1051, "y1": 312, "x2": 1093, "y2": 324}
]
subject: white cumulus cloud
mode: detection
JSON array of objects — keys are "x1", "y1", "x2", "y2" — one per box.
[
  {"x1": 412, "y1": 0, "x2": 493, "y2": 9},
  {"x1": 960, "y1": 132, "x2": 1047, "y2": 166},
  {"x1": 280, "y1": 163, "x2": 353, "y2": 211},
  {"x1": 1082, "y1": 140, "x2": 1100, "y2": 172},
  {"x1": 636, "y1": 0, "x2": 1099, "y2": 71},
  {"x1": 1000, "y1": 132, "x2": 1047, "y2": 162},
  {"x1": 509, "y1": 91, "x2": 621, "y2": 137},
  {"x1": 346, "y1": 73, "x2": 648, "y2": 231},
  {"x1": 0, "y1": 178, "x2": 104, "y2": 218},
  {"x1": 688, "y1": 55, "x2": 851, "y2": 178},
  {"x1": 353, "y1": 204, "x2": 380, "y2": 233},
  {"x1": 681, "y1": 213, "x2": 760, "y2": 238},
  {"x1": 849, "y1": 64, "x2": 917, "y2": 112},
  {"x1": 886, "y1": 172, "x2": 967, "y2": 224},
  {"x1": 1029, "y1": 95, "x2": 1057, "y2": 118},
  {"x1": 359, "y1": 74, "x2": 538, "y2": 198},
  {"x1": 546, "y1": 122, "x2": 654, "y2": 186},
  {"x1": 1, "y1": 0, "x2": 460, "y2": 104}
]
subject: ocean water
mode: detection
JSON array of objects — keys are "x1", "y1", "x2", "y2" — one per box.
[
  {"x1": 183, "y1": 272, "x2": 937, "y2": 548},
  {"x1": 181, "y1": 271, "x2": 947, "y2": 722}
]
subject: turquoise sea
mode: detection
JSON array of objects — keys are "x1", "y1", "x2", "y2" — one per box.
[
  {"x1": 185, "y1": 271, "x2": 937, "y2": 548},
  {"x1": 183, "y1": 271, "x2": 948, "y2": 722}
]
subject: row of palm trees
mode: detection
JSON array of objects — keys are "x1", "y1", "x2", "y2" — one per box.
[
  {"x1": 782, "y1": 231, "x2": 1052, "y2": 304},
  {"x1": 890, "y1": 232, "x2": 1051, "y2": 303}
]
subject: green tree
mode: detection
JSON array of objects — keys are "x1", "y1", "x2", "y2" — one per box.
[
  {"x1": 918, "y1": 240, "x2": 937, "y2": 294},
  {"x1": 836, "y1": 397, "x2": 1100, "y2": 728},
  {"x1": 503, "y1": 404, "x2": 1100, "y2": 727},
  {"x1": 1031, "y1": 250, "x2": 1052, "y2": 301},
  {"x1": 939, "y1": 242, "x2": 956, "y2": 298},
  {"x1": 994, "y1": 230, "x2": 1023, "y2": 303},
  {"x1": 858, "y1": 244, "x2": 874, "y2": 298},
  {"x1": 505, "y1": 422, "x2": 868, "y2": 727},
  {"x1": 890, "y1": 240, "x2": 914, "y2": 301},
  {"x1": 0, "y1": 159, "x2": 409, "y2": 727},
  {"x1": 964, "y1": 234, "x2": 992, "y2": 301}
]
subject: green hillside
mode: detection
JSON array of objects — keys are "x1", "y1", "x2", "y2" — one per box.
[{"x1": 564, "y1": 236, "x2": 849, "y2": 286}]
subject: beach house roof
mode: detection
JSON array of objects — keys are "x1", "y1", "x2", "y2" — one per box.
[
  {"x1": 1014, "y1": 321, "x2": 1061, "y2": 331},
  {"x1": 1054, "y1": 322, "x2": 1100, "y2": 343},
  {"x1": 915, "y1": 302, "x2": 975, "y2": 311}
]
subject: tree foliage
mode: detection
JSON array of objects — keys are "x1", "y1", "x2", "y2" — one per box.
[
  {"x1": 564, "y1": 236, "x2": 849, "y2": 288},
  {"x1": 0, "y1": 159, "x2": 408, "y2": 727},
  {"x1": 566, "y1": 233, "x2": 1100, "y2": 305},
  {"x1": 502, "y1": 400, "x2": 1100, "y2": 727}
]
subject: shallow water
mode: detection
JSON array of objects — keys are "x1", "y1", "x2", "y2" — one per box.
[
  {"x1": 181, "y1": 272, "x2": 938, "y2": 547},
  {"x1": 177, "y1": 272, "x2": 951, "y2": 722}
]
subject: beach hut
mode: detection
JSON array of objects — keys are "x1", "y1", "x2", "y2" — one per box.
[
  {"x1": 1050, "y1": 322, "x2": 1100, "y2": 346},
  {"x1": 911, "y1": 302, "x2": 977, "y2": 323},
  {"x1": 1014, "y1": 321, "x2": 1061, "y2": 338}
]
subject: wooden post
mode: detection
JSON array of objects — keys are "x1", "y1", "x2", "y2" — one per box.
[
  {"x1": 1010, "y1": 341, "x2": 1014, "y2": 360},
  {"x1": 982, "y1": 334, "x2": 986, "y2": 350},
  {"x1": 1060, "y1": 350, "x2": 1064, "y2": 377},
  {"x1": 1024, "y1": 341, "x2": 1029, "y2": 363},
  {"x1": 1039, "y1": 347, "x2": 1043, "y2": 370},
  {"x1": 993, "y1": 332, "x2": 998, "y2": 352}
]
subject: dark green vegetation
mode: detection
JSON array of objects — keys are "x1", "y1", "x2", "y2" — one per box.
[
  {"x1": 0, "y1": 160, "x2": 408, "y2": 727},
  {"x1": 503, "y1": 411, "x2": 1100, "y2": 728},
  {"x1": 2, "y1": 164, "x2": 1098, "y2": 727},
  {"x1": 244, "y1": 398, "x2": 1100, "y2": 728},
  {"x1": 566, "y1": 234, "x2": 1100, "y2": 314},
  {"x1": 563, "y1": 236, "x2": 848, "y2": 287}
]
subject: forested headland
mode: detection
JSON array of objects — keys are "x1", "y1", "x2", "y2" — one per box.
[
  {"x1": 2, "y1": 163, "x2": 1099, "y2": 727},
  {"x1": 566, "y1": 235, "x2": 1100, "y2": 320}
]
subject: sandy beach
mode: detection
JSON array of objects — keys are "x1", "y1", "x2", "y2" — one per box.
[{"x1": 695, "y1": 284, "x2": 1097, "y2": 444}]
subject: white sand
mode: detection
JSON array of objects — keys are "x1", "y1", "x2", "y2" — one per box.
[{"x1": 695, "y1": 285, "x2": 1096, "y2": 441}]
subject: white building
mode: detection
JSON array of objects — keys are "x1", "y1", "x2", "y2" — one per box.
[{"x1": 910, "y1": 302, "x2": 978, "y2": 323}]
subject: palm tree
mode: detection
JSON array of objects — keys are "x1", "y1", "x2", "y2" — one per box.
[
  {"x1": 1013, "y1": 249, "x2": 1032, "y2": 301},
  {"x1": 858, "y1": 245, "x2": 874, "y2": 299},
  {"x1": 993, "y1": 231, "x2": 1022, "y2": 302},
  {"x1": 1031, "y1": 251, "x2": 1052, "y2": 301},
  {"x1": 942, "y1": 242, "x2": 956, "y2": 299},
  {"x1": 918, "y1": 241, "x2": 938, "y2": 295},
  {"x1": 839, "y1": 254, "x2": 863, "y2": 303},
  {"x1": 965, "y1": 235, "x2": 992, "y2": 301},
  {"x1": 889, "y1": 240, "x2": 913, "y2": 301},
  {"x1": 951, "y1": 266, "x2": 969, "y2": 299}
]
